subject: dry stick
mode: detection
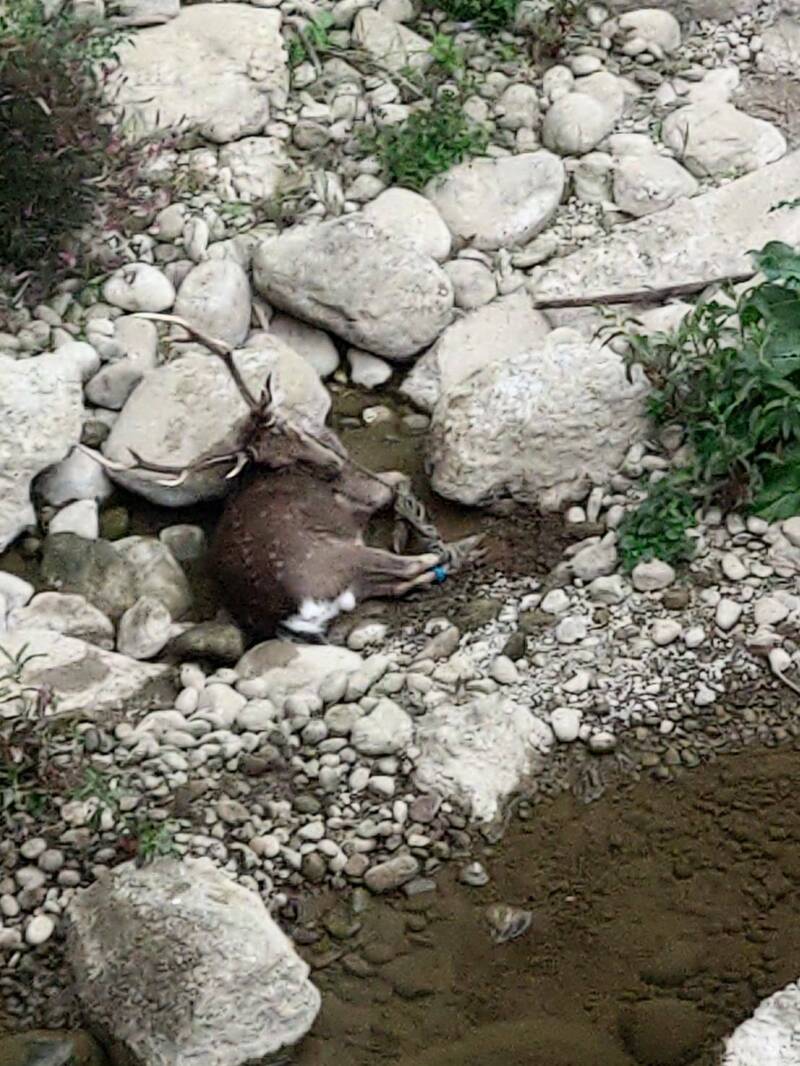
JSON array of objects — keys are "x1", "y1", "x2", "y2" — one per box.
[{"x1": 530, "y1": 270, "x2": 757, "y2": 311}]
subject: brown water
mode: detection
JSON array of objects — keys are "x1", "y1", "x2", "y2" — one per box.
[{"x1": 292, "y1": 744, "x2": 800, "y2": 1066}]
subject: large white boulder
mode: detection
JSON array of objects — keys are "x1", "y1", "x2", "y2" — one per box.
[
  {"x1": 722, "y1": 979, "x2": 800, "y2": 1065},
  {"x1": 253, "y1": 217, "x2": 453, "y2": 361},
  {"x1": 8, "y1": 592, "x2": 115, "y2": 650},
  {"x1": 66, "y1": 858, "x2": 321, "y2": 1066},
  {"x1": 0, "y1": 353, "x2": 83, "y2": 552},
  {"x1": 428, "y1": 328, "x2": 648, "y2": 509},
  {"x1": 414, "y1": 694, "x2": 553, "y2": 822},
  {"x1": 107, "y1": 4, "x2": 288, "y2": 143},
  {"x1": 662, "y1": 102, "x2": 786, "y2": 178},
  {"x1": 102, "y1": 339, "x2": 330, "y2": 506},
  {"x1": 0, "y1": 628, "x2": 170, "y2": 717},
  {"x1": 401, "y1": 291, "x2": 551, "y2": 412},
  {"x1": 424, "y1": 152, "x2": 565, "y2": 251},
  {"x1": 612, "y1": 153, "x2": 698, "y2": 217},
  {"x1": 528, "y1": 150, "x2": 800, "y2": 302},
  {"x1": 236, "y1": 640, "x2": 363, "y2": 705}
]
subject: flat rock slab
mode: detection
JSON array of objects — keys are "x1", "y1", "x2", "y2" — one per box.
[
  {"x1": 528, "y1": 150, "x2": 800, "y2": 304},
  {"x1": 108, "y1": 4, "x2": 288, "y2": 143},
  {"x1": 0, "y1": 628, "x2": 172, "y2": 718}
]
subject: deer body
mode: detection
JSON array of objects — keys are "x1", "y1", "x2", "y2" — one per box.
[
  {"x1": 85, "y1": 314, "x2": 480, "y2": 643},
  {"x1": 211, "y1": 463, "x2": 440, "y2": 640}
]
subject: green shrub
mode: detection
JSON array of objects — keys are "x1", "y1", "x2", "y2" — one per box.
[
  {"x1": 617, "y1": 472, "x2": 697, "y2": 571},
  {"x1": 0, "y1": 0, "x2": 147, "y2": 291},
  {"x1": 365, "y1": 90, "x2": 489, "y2": 190},
  {"x1": 617, "y1": 241, "x2": 800, "y2": 569},
  {"x1": 424, "y1": 0, "x2": 519, "y2": 33}
]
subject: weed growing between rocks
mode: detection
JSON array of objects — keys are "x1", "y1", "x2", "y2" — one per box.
[
  {"x1": 364, "y1": 90, "x2": 489, "y2": 190},
  {"x1": 0, "y1": 0, "x2": 162, "y2": 301},
  {"x1": 424, "y1": 0, "x2": 519, "y2": 33},
  {"x1": 618, "y1": 241, "x2": 800, "y2": 569}
]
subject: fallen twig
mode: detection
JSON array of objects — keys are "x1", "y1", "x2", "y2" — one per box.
[{"x1": 530, "y1": 270, "x2": 757, "y2": 310}]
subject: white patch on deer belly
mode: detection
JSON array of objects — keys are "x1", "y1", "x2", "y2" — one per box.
[{"x1": 282, "y1": 588, "x2": 357, "y2": 635}]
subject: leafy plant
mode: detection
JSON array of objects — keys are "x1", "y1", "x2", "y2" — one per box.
[
  {"x1": 288, "y1": 11, "x2": 335, "y2": 67},
  {"x1": 0, "y1": 0, "x2": 160, "y2": 296},
  {"x1": 364, "y1": 90, "x2": 489, "y2": 190},
  {"x1": 617, "y1": 472, "x2": 697, "y2": 571},
  {"x1": 428, "y1": 32, "x2": 466, "y2": 76},
  {"x1": 424, "y1": 0, "x2": 519, "y2": 33},
  {"x1": 620, "y1": 241, "x2": 800, "y2": 549}
]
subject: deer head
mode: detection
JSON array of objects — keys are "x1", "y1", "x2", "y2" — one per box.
[{"x1": 81, "y1": 313, "x2": 348, "y2": 488}]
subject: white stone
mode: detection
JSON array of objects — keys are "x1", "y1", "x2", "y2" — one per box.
[
  {"x1": 613, "y1": 154, "x2": 698, "y2": 217},
  {"x1": 555, "y1": 615, "x2": 588, "y2": 644},
  {"x1": 550, "y1": 706, "x2": 581, "y2": 742},
  {"x1": 683, "y1": 625, "x2": 706, "y2": 649},
  {"x1": 443, "y1": 259, "x2": 497, "y2": 310},
  {"x1": 528, "y1": 151, "x2": 800, "y2": 305},
  {"x1": 66, "y1": 858, "x2": 320, "y2": 1064},
  {"x1": 424, "y1": 152, "x2": 565, "y2": 252},
  {"x1": 715, "y1": 598, "x2": 742, "y2": 631},
  {"x1": 721, "y1": 552, "x2": 748, "y2": 581},
  {"x1": 587, "y1": 729, "x2": 616, "y2": 753},
  {"x1": 662, "y1": 102, "x2": 786, "y2": 179},
  {"x1": 102, "y1": 263, "x2": 175, "y2": 313},
  {"x1": 587, "y1": 574, "x2": 629, "y2": 604},
  {"x1": 400, "y1": 291, "x2": 551, "y2": 412},
  {"x1": 541, "y1": 588, "x2": 570, "y2": 613},
  {"x1": 618, "y1": 8, "x2": 681, "y2": 52},
  {"x1": 269, "y1": 314, "x2": 340, "y2": 379},
  {"x1": 56, "y1": 340, "x2": 101, "y2": 382},
  {"x1": 8, "y1": 592, "x2": 115, "y2": 650},
  {"x1": 173, "y1": 259, "x2": 252, "y2": 348},
  {"x1": 569, "y1": 537, "x2": 618, "y2": 581},
  {"x1": 0, "y1": 573, "x2": 34, "y2": 614},
  {"x1": 651, "y1": 618, "x2": 681, "y2": 646},
  {"x1": 0, "y1": 628, "x2": 169, "y2": 716},
  {"x1": 0, "y1": 353, "x2": 83, "y2": 552},
  {"x1": 694, "y1": 683, "x2": 717, "y2": 707},
  {"x1": 754, "y1": 595, "x2": 790, "y2": 627},
  {"x1": 350, "y1": 699, "x2": 413, "y2": 756},
  {"x1": 37, "y1": 447, "x2": 113, "y2": 506},
  {"x1": 25, "y1": 914, "x2": 55, "y2": 946},
  {"x1": 352, "y1": 9, "x2": 431, "y2": 73},
  {"x1": 490, "y1": 656, "x2": 520, "y2": 685},
  {"x1": 253, "y1": 217, "x2": 453, "y2": 362},
  {"x1": 218, "y1": 137, "x2": 296, "y2": 203},
  {"x1": 237, "y1": 641, "x2": 363, "y2": 707},
  {"x1": 49, "y1": 500, "x2": 99, "y2": 540},
  {"x1": 362, "y1": 188, "x2": 452, "y2": 262},
  {"x1": 347, "y1": 349, "x2": 393, "y2": 388},
  {"x1": 117, "y1": 596, "x2": 172, "y2": 660},
  {"x1": 85, "y1": 360, "x2": 147, "y2": 411},
  {"x1": 497, "y1": 82, "x2": 539, "y2": 130},
  {"x1": 542, "y1": 92, "x2": 616, "y2": 156},
  {"x1": 428, "y1": 329, "x2": 647, "y2": 510},
  {"x1": 108, "y1": 5, "x2": 288, "y2": 144},
  {"x1": 414, "y1": 694, "x2": 552, "y2": 822},
  {"x1": 722, "y1": 979, "x2": 800, "y2": 1066},
  {"x1": 103, "y1": 339, "x2": 329, "y2": 506},
  {"x1": 782, "y1": 516, "x2": 800, "y2": 547},
  {"x1": 631, "y1": 559, "x2": 675, "y2": 591}
]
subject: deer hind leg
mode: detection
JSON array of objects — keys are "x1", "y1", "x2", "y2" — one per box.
[{"x1": 353, "y1": 548, "x2": 441, "y2": 600}]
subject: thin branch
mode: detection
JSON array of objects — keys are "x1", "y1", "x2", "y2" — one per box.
[{"x1": 531, "y1": 271, "x2": 757, "y2": 311}]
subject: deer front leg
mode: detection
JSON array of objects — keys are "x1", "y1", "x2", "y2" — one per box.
[{"x1": 353, "y1": 548, "x2": 442, "y2": 601}]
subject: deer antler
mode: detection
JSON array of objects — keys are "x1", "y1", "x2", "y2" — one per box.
[
  {"x1": 79, "y1": 444, "x2": 249, "y2": 487},
  {"x1": 134, "y1": 312, "x2": 262, "y2": 412}
]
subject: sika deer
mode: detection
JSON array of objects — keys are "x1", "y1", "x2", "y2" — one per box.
[{"x1": 83, "y1": 314, "x2": 482, "y2": 642}]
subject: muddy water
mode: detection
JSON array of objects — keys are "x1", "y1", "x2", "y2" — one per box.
[{"x1": 292, "y1": 746, "x2": 800, "y2": 1066}]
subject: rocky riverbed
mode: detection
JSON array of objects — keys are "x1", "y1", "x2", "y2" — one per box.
[{"x1": 3, "y1": 0, "x2": 800, "y2": 1061}]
